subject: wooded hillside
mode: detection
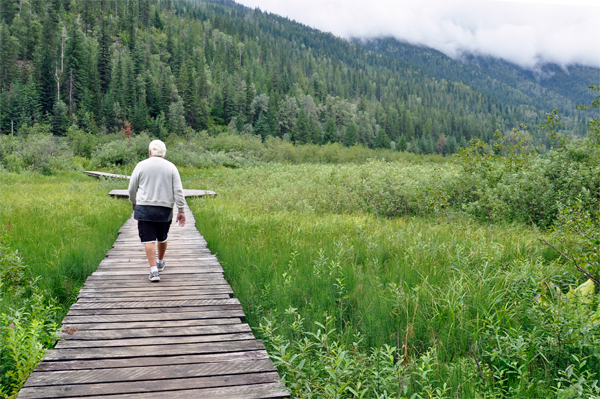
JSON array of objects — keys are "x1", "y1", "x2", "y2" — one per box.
[{"x1": 0, "y1": 0, "x2": 589, "y2": 153}]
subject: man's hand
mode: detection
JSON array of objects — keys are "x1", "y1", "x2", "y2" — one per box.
[
  {"x1": 176, "y1": 212, "x2": 186, "y2": 227},
  {"x1": 132, "y1": 204, "x2": 136, "y2": 211}
]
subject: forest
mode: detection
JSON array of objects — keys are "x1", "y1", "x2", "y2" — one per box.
[{"x1": 0, "y1": 0, "x2": 589, "y2": 155}]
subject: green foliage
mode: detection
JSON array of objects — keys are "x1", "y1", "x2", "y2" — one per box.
[
  {"x1": 188, "y1": 162, "x2": 600, "y2": 397},
  {"x1": 0, "y1": 228, "x2": 61, "y2": 398},
  {"x1": 91, "y1": 132, "x2": 151, "y2": 167},
  {"x1": 0, "y1": 125, "x2": 74, "y2": 174},
  {"x1": 0, "y1": 284, "x2": 60, "y2": 399},
  {"x1": 0, "y1": 230, "x2": 27, "y2": 295},
  {"x1": 259, "y1": 313, "x2": 402, "y2": 398},
  {"x1": 453, "y1": 123, "x2": 600, "y2": 227}
]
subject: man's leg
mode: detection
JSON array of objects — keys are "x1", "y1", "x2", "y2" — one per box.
[
  {"x1": 145, "y1": 242, "x2": 157, "y2": 267},
  {"x1": 157, "y1": 241, "x2": 167, "y2": 261}
]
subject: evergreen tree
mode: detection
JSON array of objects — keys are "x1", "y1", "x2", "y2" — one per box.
[
  {"x1": 446, "y1": 136, "x2": 457, "y2": 154},
  {"x1": 397, "y1": 135, "x2": 407, "y2": 151},
  {"x1": 308, "y1": 115, "x2": 320, "y2": 144},
  {"x1": 153, "y1": 7, "x2": 163, "y2": 30},
  {"x1": 64, "y1": 23, "x2": 87, "y2": 114},
  {"x1": 343, "y1": 123, "x2": 358, "y2": 147},
  {"x1": 374, "y1": 128, "x2": 391, "y2": 149},
  {"x1": 323, "y1": 117, "x2": 337, "y2": 144},
  {"x1": 168, "y1": 96, "x2": 185, "y2": 135},
  {"x1": 222, "y1": 79, "x2": 237, "y2": 124},
  {"x1": 51, "y1": 100, "x2": 68, "y2": 135},
  {"x1": 419, "y1": 134, "x2": 434, "y2": 154},
  {"x1": 0, "y1": 0, "x2": 16, "y2": 23},
  {"x1": 0, "y1": 22, "x2": 17, "y2": 92},
  {"x1": 294, "y1": 109, "x2": 309, "y2": 144},
  {"x1": 254, "y1": 111, "x2": 271, "y2": 139},
  {"x1": 35, "y1": 9, "x2": 58, "y2": 118},
  {"x1": 97, "y1": 19, "x2": 112, "y2": 94}
]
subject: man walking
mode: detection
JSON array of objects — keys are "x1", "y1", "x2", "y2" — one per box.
[{"x1": 128, "y1": 140, "x2": 186, "y2": 282}]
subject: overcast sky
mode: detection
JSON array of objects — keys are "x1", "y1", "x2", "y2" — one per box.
[{"x1": 235, "y1": 0, "x2": 600, "y2": 70}]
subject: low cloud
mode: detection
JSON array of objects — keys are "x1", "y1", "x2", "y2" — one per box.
[{"x1": 236, "y1": 0, "x2": 600, "y2": 70}]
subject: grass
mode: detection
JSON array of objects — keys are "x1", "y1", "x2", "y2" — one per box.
[
  {"x1": 1, "y1": 161, "x2": 598, "y2": 398},
  {"x1": 185, "y1": 163, "x2": 597, "y2": 397},
  {"x1": 0, "y1": 172, "x2": 131, "y2": 313}
]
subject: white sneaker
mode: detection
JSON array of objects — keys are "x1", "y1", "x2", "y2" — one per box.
[
  {"x1": 149, "y1": 271, "x2": 160, "y2": 282},
  {"x1": 157, "y1": 261, "x2": 166, "y2": 272}
]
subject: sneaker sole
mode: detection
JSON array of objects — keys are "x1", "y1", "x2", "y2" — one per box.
[{"x1": 149, "y1": 276, "x2": 160, "y2": 282}]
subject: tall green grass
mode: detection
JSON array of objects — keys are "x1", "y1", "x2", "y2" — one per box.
[
  {"x1": 187, "y1": 164, "x2": 598, "y2": 398},
  {"x1": 0, "y1": 172, "x2": 131, "y2": 310}
]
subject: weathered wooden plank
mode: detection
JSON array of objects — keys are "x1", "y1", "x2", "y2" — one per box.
[
  {"x1": 84, "y1": 171, "x2": 130, "y2": 179},
  {"x1": 26, "y1": 358, "x2": 275, "y2": 386},
  {"x1": 95, "y1": 265, "x2": 223, "y2": 271},
  {"x1": 35, "y1": 350, "x2": 269, "y2": 371},
  {"x1": 92, "y1": 269, "x2": 224, "y2": 276},
  {"x1": 79, "y1": 284, "x2": 231, "y2": 293},
  {"x1": 44, "y1": 340, "x2": 266, "y2": 360},
  {"x1": 19, "y1": 373, "x2": 281, "y2": 399},
  {"x1": 68, "y1": 383, "x2": 289, "y2": 399},
  {"x1": 69, "y1": 298, "x2": 239, "y2": 310},
  {"x1": 64, "y1": 304, "x2": 244, "y2": 318},
  {"x1": 55, "y1": 332, "x2": 256, "y2": 349},
  {"x1": 76, "y1": 293, "x2": 233, "y2": 302},
  {"x1": 60, "y1": 317, "x2": 243, "y2": 331},
  {"x1": 59, "y1": 323, "x2": 251, "y2": 340},
  {"x1": 82, "y1": 273, "x2": 225, "y2": 283}
]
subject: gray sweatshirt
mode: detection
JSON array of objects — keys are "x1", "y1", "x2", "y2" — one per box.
[{"x1": 128, "y1": 157, "x2": 186, "y2": 212}]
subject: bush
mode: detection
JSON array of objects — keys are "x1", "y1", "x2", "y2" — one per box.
[
  {"x1": 453, "y1": 129, "x2": 600, "y2": 227},
  {"x1": 0, "y1": 125, "x2": 74, "y2": 175},
  {"x1": 91, "y1": 132, "x2": 151, "y2": 167},
  {"x1": 0, "y1": 231, "x2": 60, "y2": 398}
]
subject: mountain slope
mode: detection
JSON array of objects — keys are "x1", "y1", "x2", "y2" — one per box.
[
  {"x1": 0, "y1": 0, "x2": 591, "y2": 154},
  {"x1": 360, "y1": 37, "x2": 598, "y2": 117}
]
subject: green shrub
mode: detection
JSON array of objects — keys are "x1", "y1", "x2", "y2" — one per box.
[
  {"x1": 0, "y1": 231, "x2": 60, "y2": 398},
  {"x1": 0, "y1": 125, "x2": 74, "y2": 175},
  {"x1": 0, "y1": 286, "x2": 60, "y2": 399},
  {"x1": 91, "y1": 132, "x2": 151, "y2": 167}
]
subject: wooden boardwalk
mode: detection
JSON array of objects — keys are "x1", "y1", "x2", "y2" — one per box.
[{"x1": 18, "y1": 207, "x2": 289, "y2": 398}]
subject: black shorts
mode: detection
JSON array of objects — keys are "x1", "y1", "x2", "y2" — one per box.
[{"x1": 138, "y1": 220, "x2": 171, "y2": 243}]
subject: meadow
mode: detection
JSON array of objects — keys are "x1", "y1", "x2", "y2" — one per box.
[
  {"x1": 186, "y1": 163, "x2": 598, "y2": 398},
  {"x1": 1, "y1": 125, "x2": 600, "y2": 397}
]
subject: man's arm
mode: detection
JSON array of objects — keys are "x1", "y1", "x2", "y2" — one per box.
[
  {"x1": 128, "y1": 166, "x2": 140, "y2": 210},
  {"x1": 172, "y1": 166, "x2": 187, "y2": 227}
]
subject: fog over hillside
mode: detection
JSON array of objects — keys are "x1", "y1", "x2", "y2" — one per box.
[{"x1": 236, "y1": 0, "x2": 600, "y2": 71}]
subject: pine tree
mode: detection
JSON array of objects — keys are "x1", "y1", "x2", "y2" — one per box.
[
  {"x1": 308, "y1": 115, "x2": 320, "y2": 144},
  {"x1": 153, "y1": 8, "x2": 163, "y2": 30},
  {"x1": 0, "y1": 22, "x2": 17, "y2": 92},
  {"x1": 35, "y1": 8, "x2": 58, "y2": 118},
  {"x1": 294, "y1": 109, "x2": 309, "y2": 144},
  {"x1": 397, "y1": 135, "x2": 407, "y2": 152},
  {"x1": 222, "y1": 79, "x2": 237, "y2": 124},
  {"x1": 374, "y1": 128, "x2": 391, "y2": 149},
  {"x1": 343, "y1": 123, "x2": 358, "y2": 147},
  {"x1": 323, "y1": 117, "x2": 337, "y2": 144},
  {"x1": 64, "y1": 23, "x2": 87, "y2": 114},
  {"x1": 254, "y1": 111, "x2": 271, "y2": 139},
  {"x1": 0, "y1": 0, "x2": 16, "y2": 23},
  {"x1": 98, "y1": 20, "x2": 112, "y2": 94},
  {"x1": 446, "y1": 136, "x2": 457, "y2": 154}
]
